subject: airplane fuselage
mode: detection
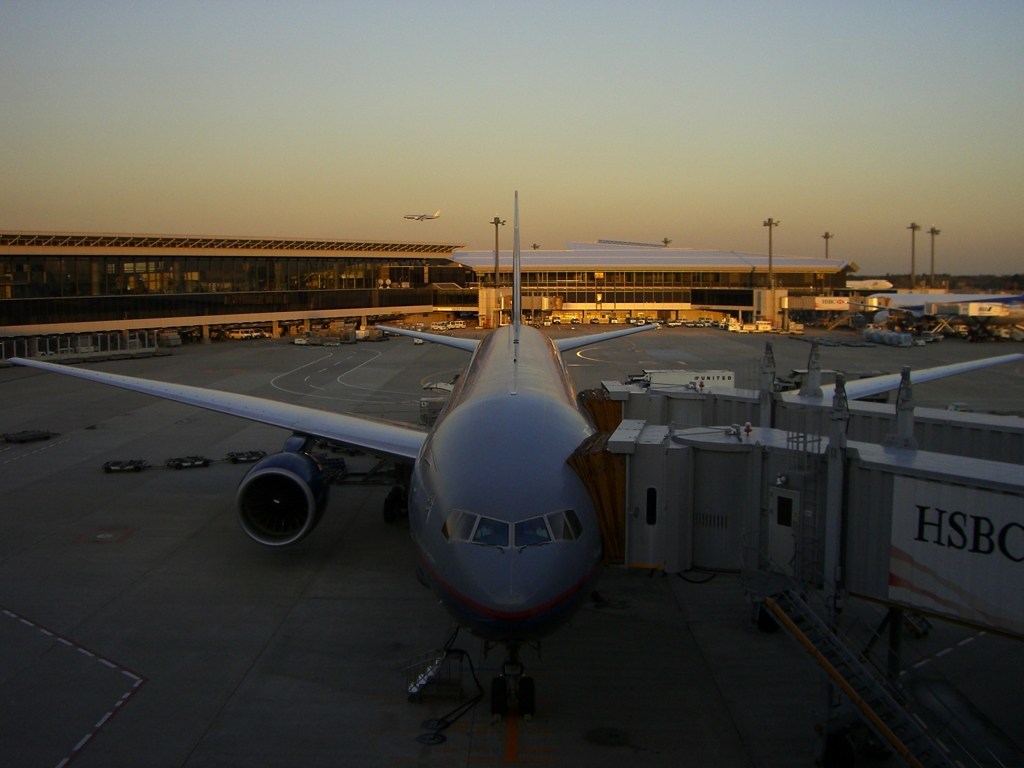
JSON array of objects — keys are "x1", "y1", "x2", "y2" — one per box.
[{"x1": 408, "y1": 325, "x2": 603, "y2": 641}]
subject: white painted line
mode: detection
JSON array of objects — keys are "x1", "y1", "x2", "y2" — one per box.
[
  {"x1": 979, "y1": 631, "x2": 986, "y2": 636},
  {"x1": 57, "y1": 638, "x2": 72, "y2": 646},
  {"x1": 77, "y1": 647, "x2": 94, "y2": 657},
  {"x1": 913, "y1": 660, "x2": 930, "y2": 668},
  {"x1": 318, "y1": 368, "x2": 327, "y2": 373},
  {"x1": 114, "y1": 700, "x2": 123, "y2": 708},
  {"x1": 303, "y1": 376, "x2": 310, "y2": 381},
  {"x1": 121, "y1": 692, "x2": 131, "y2": 699},
  {"x1": 957, "y1": 636, "x2": 974, "y2": 646},
  {"x1": 55, "y1": 759, "x2": 69, "y2": 768},
  {"x1": 99, "y1": 658, "x2": 116, "y2": 669},
  {"x1": 39, "y1": 628, "x2": 53, "y2": 636},
  {"x1": 72, "y1": 734, "x2": 91, "y2": 752},
  {"x1": 95, "y1": 712, "x2": 112, "y2": 729},
  {"x1": 935, "y1": 738, "x2": 949, "y2": 753},
  {"x1": 121, "y1": 670, "x2": 140, "y2": 681},
  {"x1": 20, "y1": 618, "x2": 34, "y2": 627},
  {"x1": 133, "y1": 678, "x2": 143, "y2": 688},
  {"x1": 2, "y1": 610, "x2": 15, "y2": 617},
  {"x1": 912, "y1": 714, "x2": 927, "y2": 728},
  {"x1": 936, "y1": 648, "x2": 952, "y2": 657}
]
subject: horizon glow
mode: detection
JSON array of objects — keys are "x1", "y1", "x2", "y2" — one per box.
[{"x1": 1, "y1": 2, "x2": 1022, "y2": 274}]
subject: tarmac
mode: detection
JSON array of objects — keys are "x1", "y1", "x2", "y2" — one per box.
[{"x1": 0, "y1": 327, "x2": 1022, "y2": 767}]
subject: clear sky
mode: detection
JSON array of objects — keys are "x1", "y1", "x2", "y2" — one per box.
[{"x1": 2, "y1": 1, "x2": 1022, "y2": 274}]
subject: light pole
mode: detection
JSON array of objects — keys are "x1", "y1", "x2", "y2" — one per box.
[
  {"x1": 822, "y1": 231, "x2": 833, "y2": 259},
  {"x1": 531, "y1": 243, "x2": 540, "y2": 250},
  {"x1": 662, "y1": 237, "x2": 672, "y2": 247},
  {"x1": 489, "y1": 216, "x2": 505, "y2": 286},
  {"x1": 908, "y1": 222, "x2": 921, "y2": 289},
  {"x1": 763, "y1": 218, "x2": 780, "y2": 324},
  {"x1": 927, "y1": 226, "x2": 941, "y2": 288}
]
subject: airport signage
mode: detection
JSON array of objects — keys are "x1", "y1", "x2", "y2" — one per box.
[
  {"x1": 813, "y1": 296, "x2": 850, "y2": 311},
  {"x1": 889, "y1": 477, "x2": 1024, "y2": 636}
]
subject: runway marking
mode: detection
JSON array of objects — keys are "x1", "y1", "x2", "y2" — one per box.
[
  {"x1": 907, "y1": 629, "x2": 986, "y2": 671},
  {"x1": 0, "y1": 604, "x2": 146, "y2": 767},
  {"x1": 0, "y1": 437, "x2": 72, "y2": 466}
]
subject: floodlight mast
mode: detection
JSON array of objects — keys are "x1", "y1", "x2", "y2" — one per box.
[
  {"x1": 490, "y1": 216, "x2": 506, "y2": 286},
  {"x1": 822, "y1": 231, "x2": 834, "y2": 259},
  {"x1": 908, "y1": 222, "x2": 921, "y2": 288},
  {"x1": 927, "y1": 226, "x2": 941, "y2": 287},
  {"x1": 763, "y1": 218, "x2": 780, "y2": 325}
]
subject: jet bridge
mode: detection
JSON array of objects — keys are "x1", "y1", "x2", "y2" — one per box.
[{"x1": 573, "y1": 365, "x2": 1024, "y2": 766}]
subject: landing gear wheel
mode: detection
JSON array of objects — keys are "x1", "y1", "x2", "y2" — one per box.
[
  {"x1": 382, "y1": 486, "x2": 406, "y2": 524},
  {"x1": 518, "y1": 676, "x2": 535, "y2": 719},
  {"x1": 490, "y1": 676, "x2": 508, "y2": 716},
  {"x1": 383, "y1": 493, "x2": 398, "y2": 523}
]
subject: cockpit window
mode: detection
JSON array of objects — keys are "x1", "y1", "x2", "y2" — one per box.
[
  {"x1": 443, "y1": 510, "x2": 580, "y2": 548},
  {"x1": 441, "y1": 510, "x2": 477, "y2": 542},
  {"x1": 515, "y1": 517, "x2": 552, "y2": 547},
  {"x1": 472, "y1": 517, "x2": 509, "y2": 547},
  {"x1": 564, "y1": 509, "x2": 583, "y2": 539}
]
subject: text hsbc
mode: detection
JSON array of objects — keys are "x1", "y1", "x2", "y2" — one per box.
[{"x1": 914, "y1": 505, "x2": 1024, "y2": 563}]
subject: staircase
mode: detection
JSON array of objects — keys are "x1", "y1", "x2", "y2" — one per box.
[{"x1": 765, "y1": 590, "x2": 961, "y2": 768}]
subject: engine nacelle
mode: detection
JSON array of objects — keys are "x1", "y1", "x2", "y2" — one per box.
[{"x1": 235, "y1": 451, "x2": 330, "y2": 546}]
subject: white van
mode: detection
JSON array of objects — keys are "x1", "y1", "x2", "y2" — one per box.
[
  {"x1": 449, "y1": 320, "x2": 467, "y2": 329},
  {"x1": 430, "y1": 321, "x2": 449, "y2": 331}
]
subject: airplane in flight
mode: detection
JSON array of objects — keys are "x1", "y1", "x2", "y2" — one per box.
[
  {"x1": 404, "y1": 210, "x2": 441, "y2": 221},
  {"x1": 9, "y1": 194, "x2": 1024, "y2": 727}
]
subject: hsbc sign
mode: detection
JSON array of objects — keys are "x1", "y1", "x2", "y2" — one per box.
[
  {"x1": 889, "y1": 477, "x2": 1024, "y2": 636},
  {"x1": 814, "y1": 296, "x2": 850, "y2": 311}
]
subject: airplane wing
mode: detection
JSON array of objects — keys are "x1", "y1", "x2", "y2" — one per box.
[
  {"x1": 375, "y1": 326, "x2": 480, "y2": 352},
  {"x1": 8, "y1": 357, "x2": 427, "y2": 460},
  {"x1": 404, "y1": 214, "x2": 423, "y2": 220},
  {"x1": 554, "y1": 323, "x2": 658, "y2": 352},
  {"x1": 782, "y1": 353, "x2": 1024, "y2": 404}
]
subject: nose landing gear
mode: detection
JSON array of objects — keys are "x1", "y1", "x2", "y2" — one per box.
[{"x1": 488, "y1": 641, "x2": 537, "y2": 720}]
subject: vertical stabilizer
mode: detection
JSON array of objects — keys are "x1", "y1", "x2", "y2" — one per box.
[{"x1": 512, "y1": 191, "x2": 521, "y2": 327}]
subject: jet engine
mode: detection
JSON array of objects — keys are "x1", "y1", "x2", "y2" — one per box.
[
  {"x1": 235, "y1": 451, "x2": 330, "y2": 546},
  {"x1": 873, "y1": 310, "x2": 890, "y2": 325}
]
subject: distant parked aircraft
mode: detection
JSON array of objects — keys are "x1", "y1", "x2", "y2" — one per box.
[
  {"x1": 868, "y1": 291, "x2": 1024, "y2": 328},
  {"x1": 847, "y1": 279, "x2": 893, "y2": 291},
  {"x1": 404, "y1": 210, "x2": 441, "y2": 221}
]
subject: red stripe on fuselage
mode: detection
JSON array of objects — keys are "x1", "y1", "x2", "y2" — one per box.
[{"x1": 416, "y1": 549, "x2": 600, "y2": 623}]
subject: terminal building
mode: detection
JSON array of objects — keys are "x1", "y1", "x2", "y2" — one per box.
[
  {"x1": 456, "y1": 241, "x2": 853, "y2": 328},
  {"x1": 0, "y1": 230, "x2": 855, "y2": 348}
]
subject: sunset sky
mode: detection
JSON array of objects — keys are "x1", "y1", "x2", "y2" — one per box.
[{"x1": 2, "y1": 2, "x2": 1022, "y2": 274}]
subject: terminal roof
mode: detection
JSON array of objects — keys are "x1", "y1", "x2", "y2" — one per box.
[
  {"x1": 454, "y1": 241, "x2": 853, "y2": 272},
  {"x1": 0, "y1": 231, "x2": 464, "y2": 255}
]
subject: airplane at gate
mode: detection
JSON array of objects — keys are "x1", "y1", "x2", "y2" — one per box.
[
  {"x1": 867, "y1": 291, "x2": 1024, "y2": 328},
  {"x1": 404, "y1": 210, "x2": 441, "y2": 221},
  {"x1": 10, "y1": 194, "x2": 1024, "y2": 721}
]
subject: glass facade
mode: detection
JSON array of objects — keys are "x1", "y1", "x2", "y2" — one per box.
[
  {"x1": 0, "y1": 251, "x2": 475, "y2": 326},
  {"x1": 517, "y1": 269, "x2": 842, "y2": 308}
]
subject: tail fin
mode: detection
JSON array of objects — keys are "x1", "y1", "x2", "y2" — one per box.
[
  {"x1": 512, "y1": 192, "x2": 521, "y2": 327},
  {"x1": 434, "y1": 210, "x2": 440, "y2": 218}
]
